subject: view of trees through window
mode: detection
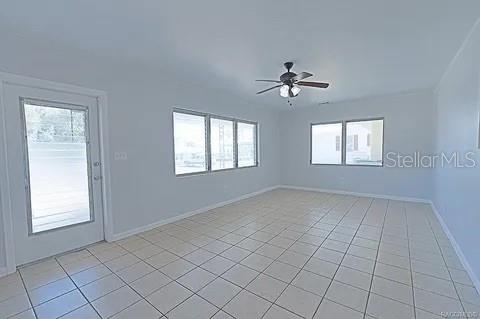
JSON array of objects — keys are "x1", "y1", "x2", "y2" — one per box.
[
  {"x1": 25, "y1": 104, "x2": 86, "y2": 143},
  {"x1": 24, "y1": 103, "x2": 91, "y2": 233}
]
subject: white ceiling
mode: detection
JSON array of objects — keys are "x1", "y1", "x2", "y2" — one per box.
[{"x1": 1, "y1": 0, "x2": 479, "y2": 108}]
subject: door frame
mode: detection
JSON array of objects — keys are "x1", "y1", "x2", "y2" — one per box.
[{"x1": 0, "y1": 71, "x2": 114, "y2": 276}]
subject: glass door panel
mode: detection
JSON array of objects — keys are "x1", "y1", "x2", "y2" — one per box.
[{"x1": 22, "y1": 101, "x2": 93, "y2": 234}]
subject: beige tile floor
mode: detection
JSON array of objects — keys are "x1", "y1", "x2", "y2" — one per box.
[{"x1": 1, "y1": 189, "x2": 479, "y2": 318}]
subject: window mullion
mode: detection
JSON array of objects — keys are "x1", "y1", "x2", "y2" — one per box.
[
  {"x1": 255, "y1": 123, "x2": 259, "y2": 166},
  {"x1": 234, "y1": 121, "x2": 238, "y2": 168},
  {"x1": 342, "y1": 121, "x2": 346, "y2": 165},
  {"x1": 206, "y1": 114, "x2": 211, "y2": 172}
]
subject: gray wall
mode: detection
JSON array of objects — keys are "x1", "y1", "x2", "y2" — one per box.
[
  {"x1": 0, "y1": 34, "x2": 281, "y2": 269},
  {"x1": 96, "y1": 67, "x2": 282, "y2": 235},
  {"x1": 279, "y1": 91, "x2": 436, "y2": 200},
  {"x1": 433, "y1": 21, "x2": 480, "y2": 280},
  {"x1": 0, "y1": 193, "x2": 5, "y2": 272}
]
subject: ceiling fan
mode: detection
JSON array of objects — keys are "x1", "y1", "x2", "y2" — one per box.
[{"x1": 256, "y1": 62, "x2": 329, "y2": 98}]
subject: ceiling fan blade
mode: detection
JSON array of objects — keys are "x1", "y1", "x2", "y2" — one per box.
[
  {"x1": 296, "y1": 81, "x2": 330, "y2": 89},
  {"x1": 255, "y1": 79, "x2": 282, "y2": 83},
  {"x1": 291, "y1": 72, "x2": 313, "y2": 82},
  {"x1": 256, "y1": 85, "x2": 282, "y2": 94}
]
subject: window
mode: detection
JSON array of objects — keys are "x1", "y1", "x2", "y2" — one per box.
[
  {"x1": 310, "y1": 118, "x2": 384, "y2": 166},
  {"x1": 237, "y1": 122, "x2": 257, "y2": 167},
  {"x1": 173, "y1": 109, "x2": 258, "y2": 175},
  {"x1": 346, "y1": 119, "x2": 383, "y2": 166},
  {"x1": 173, "y1": 112, "x2": 207, "y2": 175},
  {"x1": 23, "y1": 102, "x2": 93, "y2": 233},
  {"x1": 210, "y1": 118, "x2": 234, "y2": 170},
  {"x1": 311, "y1": 122, "x2": 343, "y2": 165}
]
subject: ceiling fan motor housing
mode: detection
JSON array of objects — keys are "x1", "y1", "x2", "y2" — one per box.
[
  {"x1": 280, "y1": 72, "x2": 297, "y2": 84},
  {"x1": 281, "y1": 62, "x2": 296, "y2": 84}
]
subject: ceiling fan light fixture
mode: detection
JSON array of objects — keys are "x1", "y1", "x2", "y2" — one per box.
[
  {"x1": 279, "y1": 84, "x2": 289, "y2": 98},
  {"x1": 256, "y1": 62, "x2": 330, "y2": 98},
  {"x1": 291, "y1": 85, "x2": 301, "y2": 96}
]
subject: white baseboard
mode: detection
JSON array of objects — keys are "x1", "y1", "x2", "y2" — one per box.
[
  {"x1": 278, "y1": 184, "x2": 431, "y2": 203},
  {"x1": 430, "y1": 202, "x2": 480, "y2": 294},
  {"x1": 110, "y1": 185, "x2": 280, "y2": 242}
]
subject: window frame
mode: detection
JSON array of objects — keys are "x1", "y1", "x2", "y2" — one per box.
[
  {"x1": 310, "y1": 121, "x2": 344, "y2": 166},
  {"x1": 209, "y1": 115, "x2": 236, "y2": 172},
  {"x1": 236, "y1": 119, "x2": 259, "y2": 169},
  {"x1": 310, "y1": 117, "x2": 384, "y2": 167},
  {"x1": 172, "y1": 108, "x2": 209, "y2": 176},
  {"x1": 345, "y1": 117, "x2": 384, "y2": 167},
  {"x1": 173, "y1": 108, "x2": 258, "y2": 176}
]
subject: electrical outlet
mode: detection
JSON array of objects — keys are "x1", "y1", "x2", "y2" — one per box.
[{"x1": 114, "y1": 152, "x2": 128, "y2": 161}]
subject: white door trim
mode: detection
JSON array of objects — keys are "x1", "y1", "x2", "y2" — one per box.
[{"x1": 0, "y1": 71, "x2": 114, "y2": 276}]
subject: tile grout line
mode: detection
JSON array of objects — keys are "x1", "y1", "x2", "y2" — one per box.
[
  {"x1": 316, "y1": 196, "x2": 376, "y2": 319},
  {"x1": 86, "y1": 212, "x2": 268, "y2": 317},
  {"x1": 8, "y1": 190, "x2": 472, "y2": 319},
  {"x1": 403, "y1": 201, "x2": 417, "y2": 319},
  {"x1": 423, "y1": 203, "x2": 468, "y2": 316},
  {"x1": 16, "y1": 249, "x2": 124, "y2": 314},
  {"x1": 16, "y1": 255, "x2": 105, "y2": 318},
  {"x1": 154, "y1": 193, "x2": 353, "y2": 318},
  {"x1": 30, "y1": 244, "x2": 166, "y2": 317},
  {"x1": 107, "y1": 195, "x2": 296, "y2": 318},
  {"x1": 287, "y1": 195, "x2": 372, "y2": 319},
  {"x1": 210, "y1": 192, "x2": 341, "y2": 319},
  {"x1": 361, "y1": 198, "x2": 389, "y2": 319},
  {"x1": 191, "y1": 196, "x2": 467, "y2": 318},
  {"x1": 255, "y1": 193, "x2": 351, "y2": 319},
  {"x1": 53, "y1": 257, "x2": 105, "y2": 319},
  {"x1": 139, "y1": 198, "x2": 287, "y2": 318},
  {"x1": 85, "y1": 250, "x2": 171, "y2": 318},
  {"x1": 176, "y1": 192, "x2": 341, "y2": 319},
  {"x1": 133, "y1": 192, "x2": 378, "y2": 318},
  {"x1": 12, "y1": 195, "x2": 375, "y2": 318},
  {"x1": 16, "y1": 262, "x2": 87, "y2": 317},
  {"x1": 17, "y1": 269, "x2": 39, "y2": 319}
]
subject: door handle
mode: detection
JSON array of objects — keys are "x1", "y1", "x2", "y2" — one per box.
[{"x1": 94, "y1": 176, "x2": 102, "y2": 181}]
